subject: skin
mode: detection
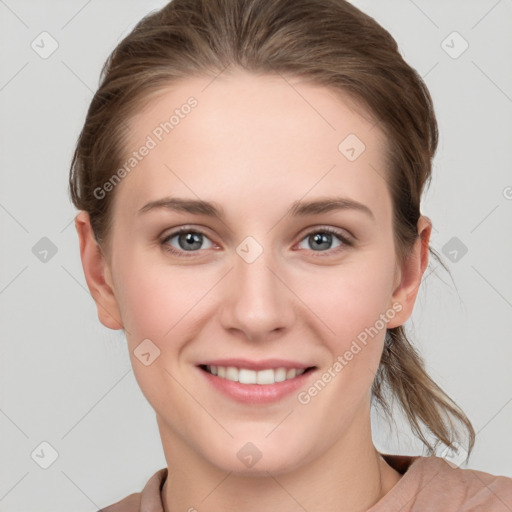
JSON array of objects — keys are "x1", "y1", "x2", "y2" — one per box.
[{"x1": 76, "y1": 70, "x2": 431, "y2": 512}]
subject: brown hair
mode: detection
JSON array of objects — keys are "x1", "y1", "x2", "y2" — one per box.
[{"x1": 69, "y1": 0, "x2": 475, "y2": 457}]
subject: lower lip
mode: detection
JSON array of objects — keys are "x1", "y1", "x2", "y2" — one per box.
[{"x1": 198, "y1": 366, "x2": 316, "y2": 404}]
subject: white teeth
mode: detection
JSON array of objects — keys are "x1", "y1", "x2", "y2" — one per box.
[
  {"x1": 225, "y1": 366, "x2": 238, "y2": 382},
  {"x1": 205, "y1": 365, "x2": 308, "y2": 384},
  {"x1": 274, "y1": 368, "x2": 287, "y2": 382},
  {"x1": 256, "y1": 369, "x2": 274, "y2": 385},
  {"x1": 239, "y1": 368, "x2": 257, "y2": 384},
  {"x1": 286, "y1": 368, "x2": 297, "y2": 379}
]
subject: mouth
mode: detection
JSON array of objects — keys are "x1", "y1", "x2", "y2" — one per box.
[
  {"x1": 198, "y1": 364, "x2": 317, "y2": 385},
  {"x1": 195, "y1": 358, "x2": 319, "y2": 404}
]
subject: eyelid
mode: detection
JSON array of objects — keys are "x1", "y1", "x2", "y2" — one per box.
[
  {"x1": 297, "y1": 224, "x2": 354, "y2": 244},
  {"x1": 160, "y1": 225, "x2": 213, "y2": 241}
]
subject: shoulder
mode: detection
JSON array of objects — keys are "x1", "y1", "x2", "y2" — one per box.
[
  {"x1": 97, "y1": 467, "x2": 167, "y2": 512},
  {"x1": 372, "y1": 454, "x2": 512, "y2": 512}
]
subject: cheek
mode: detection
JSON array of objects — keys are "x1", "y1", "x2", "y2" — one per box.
[
  {"x1": 299, "y1": 252, "x2": 396, "y2": 395},
  {"x1": 307, "y1": 259, "x2": 395, "y2": 338},
  {"x1": 113, "y1": 247, "x2": 204, "y2": 340},
  {"x1": 112, "y1": 256, "x2": 199, "y2": 408},
  {"x1": 117, "y1": 274, "x2": 171, "y2": 341}
]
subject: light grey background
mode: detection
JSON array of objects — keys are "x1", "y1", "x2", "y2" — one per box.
[{"x1": 1, "y1": 0, "x2": 511, "y2": 510}]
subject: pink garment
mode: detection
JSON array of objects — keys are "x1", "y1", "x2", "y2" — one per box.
[{"x1": 98, "y1": 453, "x2": 512, "y2": 511}]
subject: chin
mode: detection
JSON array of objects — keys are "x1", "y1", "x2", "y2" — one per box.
[{"x1": 202, "y1": 438, "x2": 311, "y2": 477}]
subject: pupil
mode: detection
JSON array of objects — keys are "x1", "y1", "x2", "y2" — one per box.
[{"x1": 311, "y1": 232, "x2": 331, "y2": 250}]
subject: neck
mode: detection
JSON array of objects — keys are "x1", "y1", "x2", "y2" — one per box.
[{"x1": 158, "y1": 410, "x2": 402, "y2": 512}]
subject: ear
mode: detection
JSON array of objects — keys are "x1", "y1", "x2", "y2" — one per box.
[
  {"x1": 387, "y1": 215, "x2": 431, "y2": 328},
  {"x1": 74, "y1": 211, "x2": 124, "y2": 330}
]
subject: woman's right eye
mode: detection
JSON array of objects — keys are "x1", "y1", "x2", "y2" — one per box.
[{"x1": 160, "y1": 228, "x2": 215, "y2": 257}]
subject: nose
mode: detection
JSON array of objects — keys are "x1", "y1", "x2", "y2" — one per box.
[{"x1": 219, "y1": 243, "x2": 296, "y2": 342}]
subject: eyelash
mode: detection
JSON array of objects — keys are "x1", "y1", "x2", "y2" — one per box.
[{"x1": 159, "y1": 226, "x2": 353, "y2": 258}]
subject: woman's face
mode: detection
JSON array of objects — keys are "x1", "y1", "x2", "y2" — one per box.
[{"x1": 82, "y1": 71, "x2": 425, "y2": 474}]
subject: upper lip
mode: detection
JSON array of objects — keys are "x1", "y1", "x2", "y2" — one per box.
[{"x1": 197, "y1": 359, "x2": 315, "y2": 371}]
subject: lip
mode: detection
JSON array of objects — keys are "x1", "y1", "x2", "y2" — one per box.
[
  {"x1": 196, "y1": 358, "x2": 313, "y2": 371},
  {"x1": 197, "y1": 364, "x2": 317, "y2": 405}
]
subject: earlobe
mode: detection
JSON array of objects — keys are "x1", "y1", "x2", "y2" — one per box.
[
  {"x1": 74, "y1": 211, "x2": 124, "y2": 330},
  {"x1": 387, "y1": 216, "x2": 432, "y2": 328}
]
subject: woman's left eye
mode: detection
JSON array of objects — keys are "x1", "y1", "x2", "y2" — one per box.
[
  {"x1": 160, "y1": 227, "x2": 352, "y2": 257},
  {"x1": 296, "y1": 228, "x2": 352, "y2": 254}
]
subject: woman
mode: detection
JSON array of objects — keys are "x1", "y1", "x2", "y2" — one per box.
[{"x1": 69, "y1": 0, "x2": 512, "y2": 510}]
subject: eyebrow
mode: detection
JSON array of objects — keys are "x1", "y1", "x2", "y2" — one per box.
[{"x1": 137, "y1": 196, "x2": 374, "y2": 220}]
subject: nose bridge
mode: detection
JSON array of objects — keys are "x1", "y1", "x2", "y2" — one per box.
[{"x1": 221, "y1": 234, "x2": 293, "y2": 338}]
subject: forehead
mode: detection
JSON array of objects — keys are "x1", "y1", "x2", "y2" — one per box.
[{"x1": 113, "y1": 70, "x2": 391, "y2": 221}]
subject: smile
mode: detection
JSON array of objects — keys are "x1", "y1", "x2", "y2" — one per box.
[
  {"x1": 197, "y1": 359, "x2": 318, "y2": 404},
  {"x1": 201, "y1": 365, "x2": 312, "y2": 385}
]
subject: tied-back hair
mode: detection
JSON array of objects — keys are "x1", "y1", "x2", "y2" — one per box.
[{"x1": 69, "y1": 0, "x2": 475, "y2": 457}]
